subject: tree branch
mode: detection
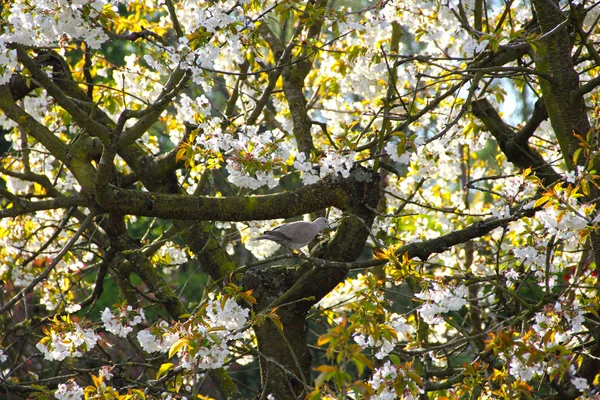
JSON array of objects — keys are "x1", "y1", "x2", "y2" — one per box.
[
  {"x1": 531, "y1": 0, "x2": 591, "y2": 169},
  {"x1": 471, "y1": 98, "x2": 561, "y2": 186},
  {"x1": 117, "y1": 67, "x2": 191, "y2": 148},
  {"x1": 0, "y1": 85, "x2": 98, "y2": 190},
  {"x1": 0, "y1": 211, "x2": 95, "y2": 315},
  {"x1": 95, "y1": 167, "x2": 375, "y2": 221},
  {"x1": 269, "y1": 206, "x2": 537, "y2": 312},
  {"x1": 14, "y1": 46, "x2": 111, "y2": 141},
  {"x1": 278, "y1": 0, "x2": 329, "y2": 156},
  {"x1": 0, "y1": 196, "x2": 87, "y2": 219},
  {"x1": 514, "y1": 98, "x2": 549, "y2": 144}
]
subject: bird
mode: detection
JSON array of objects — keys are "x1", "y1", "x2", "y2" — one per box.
[{"x1": 251, "y1": 217, "x2": 330, "y2": 254}]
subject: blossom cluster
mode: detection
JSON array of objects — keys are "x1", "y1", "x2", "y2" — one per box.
[
  {"x1": 152, "y1": 243, "x2": 189, "y2": 274},
  {"x1": 101, "y1": 305, "x2": 146, "y2": 338},
  {"x1": 54, "y1": 380, "x2": 84, "y2": 400},
  {"x1": 225, "y1": 127, "x2": 291, "y2": 189},
  {"x1": 531, "y1": 302, "x2": 587, "y2": 345},
  {"x1": 3, "y1": 0, "x2": 109, "y2": 49},
  {"x1": 0, "y1": 40, "x2": 17, "y2": 85},
  {"x1": 483, "y1": 300, "x2": 590, "y2": 392},
  {"x1": 190, "y1": 122, "x2": 293, "y2": 190},
  {"x1": 137, "y1": 321, "x2": 181, "y2": 354},
  {"x1": 368, "y1": 361, "x2": 423, "y2": 400},
  {"x1": 293, "y1": 151, "x2": 356, "y2": 185},
  {"x1": 36, "y1": 318, "x2": 100, "y2": 362},
  {"x1": 415, "y1": 284, "x2": 468, "y2": 324},
  {"x1": 137, "y1": 297, "x2": 249, "y2": 370},
  {"x1": 317, "y1": 273, "x2": 369, "y2": 314},
  {"x1": 354, "y1": 314, "x2": 415, "y2": 359}
]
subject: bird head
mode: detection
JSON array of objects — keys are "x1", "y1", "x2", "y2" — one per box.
[{"x1": 313, "y1": 217, "x2": 330, "y2": 231}]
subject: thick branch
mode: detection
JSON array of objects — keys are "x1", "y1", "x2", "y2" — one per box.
[
  {"x1": 0, "y1": 85, "x2": 98, "y2": 191},
  {"x1": 95, "y1": 168, "x2": 372, "y2": 221},
  {"x1": 164, "y1": 0, "x2": 184, "y2": 38},
  {"x1": 8, "y1": 73, "x2": 37, "y2": 101},
  {"x1": 514, "y1": 98, "x2": 549, "y2": 143},
  {"x1": 280, "y1": 0, "x2": 329, "y2": 156},
  {"x1": 269, "y1": 206, "x2": 537, "y2": 315},
  {"x1": 207, "y1": 370, "x2": 243, "y2": 400},
  {"x1": 118, "y1": 67, "x2": 191, "y2": 148},
  {"x1": 15, "y1": 46, "x2": 111, "y2": 141},
  {"x1": 471, "y1": 98, "x2": 561, "y2": 186},
  {"x1": 0, "y1": 85, "x2": 69, "y2": 163},
  {"x1": 174, "y1": 221, "x2": 239, "y2": 282},
  {"x1": 0, "y1": 196, "x2": 87, "y2": 219},
  {"x1": 531, "y1": 0, "x2": 591, "y2": 169}
]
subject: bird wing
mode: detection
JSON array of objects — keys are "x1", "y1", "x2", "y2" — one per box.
[
  {"x1": 263, "y1": 229, "x2": 293, "y2": 242},
  {"x1": 275, "y1": 221, "x2": 316, "y2": 244}
]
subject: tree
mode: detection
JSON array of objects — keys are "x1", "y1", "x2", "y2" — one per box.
[{"x1": 1, "y1": 0, "x2": 599, "y2": 398}]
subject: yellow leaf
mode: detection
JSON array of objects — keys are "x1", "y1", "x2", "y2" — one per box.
[
  {"x1": 490, "y1": 368, "x2": 506, "y2": 381},
  {"x1": 314, "y1": 364, "x2": 337, "y2": 373},
  {"x1": 317, "y1": 334, "x2": 332, "y2": 346},
  {"x1": 155, "y1": 362, "x2": 174, "y2": 380},
  {"x1": 573, "y1": 148, "x2": 583, "y2": 166},
  {"x1": 129, "y1": 388, "x2": 146, "y2": 400},
  {"x1": 241, "y1": 289, "x2": 257, "y2": 306},
  {"x1": 102, "y1": 5, "x2": 118, "y2": 20},
  {"x1": 514, "y1": 380, "x2": 534, "y2": 393},
  {"x1": 380, "y1": 324, "x2": 399, "y2": 341},
  {"x1": 174, "y1": 374, "x2": 183, "y2": 392},
  {"x1": 582, "y1": 179, "x2": 590, "y2": 196},
  {"x1": 533, "y1": 196, "x2": 550, "y2": 208},
  {"x1": 306, "y1": 389, "x2": 322, "y2": 400},
  {"x1": 462, "y1": 121, "x2": 474, "y2": 136},
  {"x1": 197, "y1": 395, "x2": 217, "y2": 400},
  {"x1": 373, "y1": 248, "x2": 388, "y2": 260},
  {"x1": 91, "y1": 374, "x2": 103, "y2": 389},
  {"x1": 83, "y1": 386, "x2": 97, "y2": 395},
  {"x1": 406, "y1": 370, "x2": 423, "y2": 386},
  {"x1": 168, "y1": 338, "x2": 189, "y2": 359},
  {"x1": 176, "y1": 147, "x2": 187, "y2": 163},
  {"x1": 269, "y1": 313, "x2": 284, "y2": 331}
]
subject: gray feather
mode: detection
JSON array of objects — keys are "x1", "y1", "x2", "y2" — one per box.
[{"x1": 251, "y1": 217, "x2": 330, "y2": 250}]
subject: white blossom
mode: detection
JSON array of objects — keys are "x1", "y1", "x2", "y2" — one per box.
[
  {"x1": 101, "y1": 306, "x2": 146, "y2": 338},
  {"x1": 571, "y1": 376, "x2": 588, "y2": 391},
  {"x1": 416, "y1": 284, "x2": 468, "y2": 324},
  {"x1": 54, "y1": 381, "x2": 83, "y2": 400},
  {"x1": 36, "y1": 325, "x2": 100, "y2": 362}
]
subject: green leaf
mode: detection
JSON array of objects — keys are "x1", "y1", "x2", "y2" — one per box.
[{"x1": 389, "y1": 353, "x2": 402, "y2": 366}]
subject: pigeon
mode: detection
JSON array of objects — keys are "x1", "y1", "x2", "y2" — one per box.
[{"x1": 251, "y1": 217, "x2": 330, "y2": 253}]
